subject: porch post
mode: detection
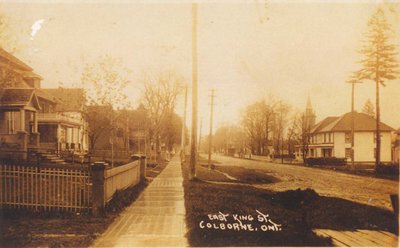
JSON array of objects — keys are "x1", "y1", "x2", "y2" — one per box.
[
  {"x1": 57, "y1": 124, "x2": 61, "y2": 154},
  {"x1": 33, "y1": 111, "x2": 38, "y2": 132},
  {"x1": 20, "y1": 109, "x2": 25, "y2": 131}
]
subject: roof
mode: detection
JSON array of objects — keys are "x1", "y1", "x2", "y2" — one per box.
[
  {"x1": 35, "y1": 89, "x2": 59, "y2": 103},
  {"x1": 0, "y1": 47, "x2": 42, "y2": 79},
  {"x1": 0, "y1": 88, "x2": 41, "y2": 110},
  {"x1": 40, "y1": 88, "x2": 86, "y2": 112},
  {"x1": 310, "y1": 116, "x2": 339, "y2": 133},
  {"x1": 0, "y1": 47, "x2": 33, "y2": 72},
  {"x1": 311, "y1": 112, "x2": 395, "y2": 133}
]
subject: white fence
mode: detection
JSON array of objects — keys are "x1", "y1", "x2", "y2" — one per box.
[{"x1": 104, "y1": 160, "x2": 140, "y2": 202}]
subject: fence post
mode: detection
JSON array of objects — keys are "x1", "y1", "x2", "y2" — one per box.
[
  {"x1": 140, "y1": 155, "x2": 146, "y2": 181},
  {"x1": 91, "y1": 162, "x2": 106, "y2": 216}
]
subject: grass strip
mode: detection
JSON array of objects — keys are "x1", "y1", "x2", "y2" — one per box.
[{"x1": 182, "y1": 160, "x2": 398, "y2": 246}]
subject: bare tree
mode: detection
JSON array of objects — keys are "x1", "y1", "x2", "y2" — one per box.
[
  {"x1": 241, "y1": 97, "x2": 278, "y2": 156},
  {"x1": 354, "y1": 8, "x2": 399, "y2": 168},
  {"x1": 300, "y1": 113, "x2": 312, "y2": 163},
  {"x1": 272, "y1": 101, "x2": 291, "y2": 157},
  {"x1": 241, "y1": 101, "x2": 265, "y2": 155},
  {"x1": 81, "y1": 55, "x2": 131, "y2": 108},
  {"x1": 286, "y1": 112, "x2": 300, "y2": 158},
  {"x1": 86, "y1": 105, "x2": 112, "y2": 150},
  {"x1": 81, "y1": 55, "x2": 131, "y2": 166},
  {"x1": 141, "y1": 70, "x2": 184, "y2": 160}
]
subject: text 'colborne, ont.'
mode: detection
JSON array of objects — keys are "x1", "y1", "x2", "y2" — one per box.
[{"x1": 199, "y1": 210, "x2": 282, "y2": 232}]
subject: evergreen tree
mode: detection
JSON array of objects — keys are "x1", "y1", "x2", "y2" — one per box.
[
  {"x1": 354, "y1": 8, "x2": 399, "y2": 168},
  {"x1": 362, "y1": 99, "x2": 375, "y2": 117}
]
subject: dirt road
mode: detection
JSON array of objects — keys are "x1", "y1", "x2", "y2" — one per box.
[{"x1": 211, "y1": 154, "x2": 398, "y2": 211}]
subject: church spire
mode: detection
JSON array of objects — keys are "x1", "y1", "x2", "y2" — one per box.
[{"x1": 305, "y1": 96, "x2": 316, "y2": 129}]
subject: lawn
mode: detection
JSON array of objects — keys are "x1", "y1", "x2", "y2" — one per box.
[{"x1": 182, "y1": 159, "x2": 398, "y2": 247}]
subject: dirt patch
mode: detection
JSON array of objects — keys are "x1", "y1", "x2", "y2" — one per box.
[{"x1": 215, "y1": 165, "x2": 280, "y2": 184}]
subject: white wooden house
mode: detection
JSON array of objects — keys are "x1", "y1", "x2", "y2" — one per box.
[{"x1": 295, "y1": 112, "x2": 394, "y2": 164}]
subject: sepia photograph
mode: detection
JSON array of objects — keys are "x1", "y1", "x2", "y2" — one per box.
[{"x1": 0, "y1": 0, "x2": 399, "y2": 247}]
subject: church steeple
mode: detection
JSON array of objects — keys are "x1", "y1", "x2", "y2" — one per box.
[{"x1": 305, "y1": 96, "x2": 316, "y2": 129}]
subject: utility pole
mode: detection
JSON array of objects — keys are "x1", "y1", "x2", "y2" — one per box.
[
  {"x1": 208, "y1": 89, "x2": 215, "y2": 169},
  {"x1": 198, "y1": 117, "x2": 203, "y2": 152},
  {"x1": 126, "y1": 111, "x2": 129, "y2": 152},
  {"x1": 347, "y1": 78, "x2": 362, "y2": 170},
  {"x1": 189, "y1": 2, "x2": 198, "y2": 180},
  {"x1": 280, "y1": 104, "x2": 283, "y2": 164},
  {"x1": 180, "y1": 85, "x2": 188, "y2": 162}
]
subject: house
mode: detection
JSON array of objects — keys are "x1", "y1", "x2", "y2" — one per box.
[
  {"x1": 0, "y1": 47, "x2": 42, "y2": 89},
  {"x1": 296, "y1": 112, "x2": 395, "y2": 164},
  {"x1": 393, "y1": 129, "x2": 400, "y2": 165},
  {"x1": 0, "y1": 89, "x2": 41, "y2": 159},
  {"x1": 36, "y1": 88, "x2": 89, "y2": 153},
  {"x1": 0, "y1": 47, "x2": 88, "y2": 161}
]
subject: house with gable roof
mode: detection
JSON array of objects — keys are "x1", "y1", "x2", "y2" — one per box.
[
  {"x1": 37, "y1": 87, "x2": 89, "y2": 153},
  {"x1": 295, "y1": 111, "x2": 395, "y2": 164},
  {"x1": 0, "y1": 47, "x2": 88, "y2": 161},
  {"x1": 0, "y1": 89, "x2": 42, "y2": 156}
]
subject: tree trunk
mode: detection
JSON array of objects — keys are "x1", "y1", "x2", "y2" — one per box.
[{"x1": 375, "y1": 80, "x2": 381, "y2": 170}]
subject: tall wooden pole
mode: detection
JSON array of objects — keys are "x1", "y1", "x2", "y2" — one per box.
[
  {"x1": 198, "y1": 117, "x2": 203, "y2": 152},
  {"x1": 189, "y1": 2, "x2": 198, "y2": 180},
  {"x1": 347, "y1": 78, "x2": 362, "y2": 170},
  {"x1": 180, "y1": 85, "x2": 188, "y2": 161},
  {"x1": 280, "y1": 105, "x2": 283, "y2": 164},
  {"x1": 208, "y1": 89, "x2": 215, "y2": 169},
  {"x1": 351, "y1": 82, "x2": 355, "y2": 170}
]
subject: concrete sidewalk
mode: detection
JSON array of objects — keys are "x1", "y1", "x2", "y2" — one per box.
[{"x1": 92, "y1": 155, "x2": 187, "y2": 247}]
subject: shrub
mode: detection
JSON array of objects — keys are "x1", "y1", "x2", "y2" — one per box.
[
  {"x1": 273, "y1": 154, "x2": 295, "y2": 159},
  {"x1": 305, "y1": 157, "x2": 347, "y2": 166},
  {"x1": 376, "y1": 164, "x2": 399, "y2": 175}
]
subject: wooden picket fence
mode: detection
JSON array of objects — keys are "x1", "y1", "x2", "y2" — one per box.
[
  {"x1": 104, "y1": 160, "x2": 140, "y2": 202},
  {"x1": 0, "y1": 158, "x2": 144, "y2": 213},
  {"x1": 0, "y1": 164, "x2": 92, "y2": 212}
]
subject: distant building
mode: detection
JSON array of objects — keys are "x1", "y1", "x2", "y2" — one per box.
[{"x1": 296, "y1": 112, "x2": 394, "y2": 164}]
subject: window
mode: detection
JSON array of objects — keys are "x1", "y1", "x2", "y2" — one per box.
[
  {"x1": 324, "y1": 133, "x2": 327, "y2": 143},
  {"x1": 345, "y1": 132, "x2": 351, "y2": 143},
  {"x1": 345, "y1": 148, "x2": 352, "y2": 159},
  {"x1": 7, "y1": 112, "x2": 15, "y2": 134},
  {"x1": 322, "y1": 148, "x2": 332, "y2": 158},
  {"x1": 374, "y1": 148, "x2": 376, "y2": 158}
]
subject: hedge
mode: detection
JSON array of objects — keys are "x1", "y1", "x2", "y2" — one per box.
[{"x1": 305, "y1": 157, "x2": 347, "y2": 166}]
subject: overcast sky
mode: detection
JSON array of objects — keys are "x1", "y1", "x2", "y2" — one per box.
[{"x1": 2, "y1": 0, "x2": 400, "y2": 131}]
